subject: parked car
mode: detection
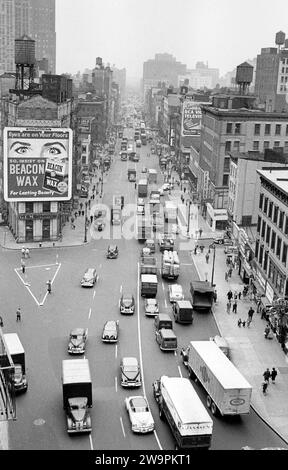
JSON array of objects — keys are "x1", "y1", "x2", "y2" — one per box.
[
  {"x1": 144, "y1": 298, "x2": 159, "y2": 316},
  {"x1": 107, "y1": 245, "x2": 119, "y2": 259},
  {"x1": 120, "y1": 357, "x2": 141, "y2": 387},
  {"x1": 125, "y1": 396, "x2": 154, "y2": 433},
  {"x1": 68, "y1": 328, "x2": 88, "y2": 354},
  {"x1": 137, "y1": 205, "x2": 145, "y2": 215},
  {"x1": 120, "y1": 293, "x2": 135, "y2": 315},
  {"x1": 81, "y1": 268, "x2": 98, "y2": 287},
  {"x1": 94, "y1": 219, "x2": 105, "y2": 231},
  {"x1": 102, "y1": 320, "x2": 119, "y2": 343},
  {"x1": 168, "y1": 284, "x2": 184, "y2": 303}
]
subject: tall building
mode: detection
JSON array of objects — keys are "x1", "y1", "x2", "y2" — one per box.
[
  {"x1": 255, "y1": 31, "x2": 288, "y2": 113},
  {"x1": 143, "y1": 53, "x2": 187, "y2": 98},
  {"x1": 112, "y1": 67, "x2": 126, "y2": 101},
  {"x1": 179, "y1": 62, "x2": 220, "y2": 90},
  {"x1": 29, "y1": 0, "x2": 56, "y2": 74},
  {"x1": 0, "y1": 0, "x2": 15, "y2": 75}
]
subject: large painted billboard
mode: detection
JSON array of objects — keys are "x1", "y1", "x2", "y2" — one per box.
[
  {"x1": 3, "y1": 127, "x2": 73, "y2": 202},
  {"x1": 181, "y1": 101, "x2": 203, "y2": 136}
]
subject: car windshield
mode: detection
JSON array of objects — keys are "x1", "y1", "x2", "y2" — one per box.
[
  {"x1": 71, "y1": 334, "x2": 83, "y2": 340},
  {"x1": 131, "y1": 397, "x2": 148, "y2": 412},
  {"x1": 123, "y1": 297, "x2": 132, "y2": 303},
  {"x1": 124, "y1": 365, "x2": 138, "y2": 372},
  {"x1": 147, "y1": 299, "x2": 157, "y2": 306}
]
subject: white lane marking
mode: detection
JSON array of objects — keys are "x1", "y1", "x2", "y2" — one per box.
[
  {"x1": 115, "y1": 344, "x2": 118, "y2": 359},
  {"x1": 161, "y1": 282, "x2": 165, "y2": 291},
  {"x1": 137, "y1": 262, "x2": 163, "y2": 451},
  {"x1": 89, "y1": 434, "x2": 94, "y2": 450},
  {"x1": 164, "y1": 298, "x2": 168, "y2": 308},
  {"x1": 88, "y1": 308, "x2": 92, "y2": 319},
  {"x1": 93, "y1": 290, "x2": 96, "y2": 299},
  {"x1": 14, "y1": 268, "x2": 40, "y2": 306},
  {"x1": 120, "y1": 416, "x2": 126, "y2": 438},
  {"x1": 115, "y1": 376, "x2": 118, "y2": 392},
  {"x1": 178, "y1": 365, "x2": 183, "y2": 378}
]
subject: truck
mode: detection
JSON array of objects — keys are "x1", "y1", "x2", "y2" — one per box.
[
  {"x1": 128, "y1": 168, "x2": 136, "y2": 182},
  {"x1": 62, "y1": 359, "x2": 92, "y2": 434},
  {"x1": 172, "y1": 300, "x2": 193, "y2": 324},
  {"x1": 164, "y1": 201, "x2": 177, "y2": 223},
  {"x1": 4, "y1": 333, "x2": 28, "y2": 393},
  {"x1": 103, "y1": 157, "x2": 111, "y2": 171},
  {"x1": 140, "y1": 254, "x2": 157, "y2": 275},
  {"x1": 140, "y1": 274, "x2": 158, "y2": 297},
  {"x1": 158, "y1": 233, "x2": 175, "y2": 252},
  {"x1": 153, "y1": 376, "x2": 213, "y2": 450},
  {"x1": 161, "y1": 250, "x2": 180, "y2": 280},
  {"x1": 111, "y1": 207, "x2": 121, "y2": 225},
  {"x1": 138, "y1": 179, "x2": 148, "y2": 198},
  {"x1": 190, "y1": 280, "x2": 215, "y2": 312},
  {"x1": 148, "y1": 169, "x2": 157, "y2": 184},
  {"x1": 136, "y1": 215, "x2": 152, "y2": 241},
  {"x1": 183, "y1": 341, "x2": 252, "y2": 417}
]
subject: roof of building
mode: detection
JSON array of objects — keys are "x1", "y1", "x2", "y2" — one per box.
[
  {"x1": 257, "y1": 168, "x2": 288, "y2": 195},
  {"x1": 201, "y1": 105, "x2": 288, "y2": 119},
  {"x1": 229, "y1": 150, "x2": 288, "y2": 164},
  {"x1": 18, "y1": 95, "x2": 57, "y2": 109}
]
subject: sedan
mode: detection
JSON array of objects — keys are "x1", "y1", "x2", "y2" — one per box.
[
  {"x1": 125, "y1": 396, "x2": 154, "y2": 433},
  {"x1": 120, "y1": 294, "x2": 135, "y2": 315},
  {"x1": 168, "y1": 284, "x2": 184, "y2": 303},
  {"x1": 144, "y1": 298, "x2": 159, "y2": 317},
  {"x1": 141, "y1": 167, "x2": 147, "y2": 173},
  {"x1": 94, "y1": 219, "x2": 105, "y2": 231},
  {"x1": 102, "y1": 320, "x2": 119, "y2": 343},
  {"x1": 120, "y1": 357, "x2": 141, "y2": 387},
  {"x1": 68, "y1": 328, "x2": 88, "y2": 354},
  {"x1": 81, "y1": 268, "x2": 97, "y2": 287}
]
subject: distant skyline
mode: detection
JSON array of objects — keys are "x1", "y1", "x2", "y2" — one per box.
[{"x1": 56, "y1": 0, "x2": 288, "y2": 79}]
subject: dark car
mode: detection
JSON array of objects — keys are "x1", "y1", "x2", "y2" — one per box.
[
  {"x1": 94, "y1": 219, "x2": 105, "y2": 231},
  {"x1": 107, "y1": 245, "x2": 119, "y2": 259},
  {"x1": 120, "y1": 357, "x2": 141, "y2": 387},
  {"x1": 120, "y1": 293, "x2": 135, "y2": 315},
  {"x1": 102, "y1": 320, "x2": 119, "y2": 343},
  {"x1": 68, "y1": 328, "x2": 88, "y2": 354}
]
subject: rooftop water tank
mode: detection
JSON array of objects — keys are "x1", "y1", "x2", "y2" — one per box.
[{"x1": 15, "y1": 35, "x2": 35, "y2": 65}]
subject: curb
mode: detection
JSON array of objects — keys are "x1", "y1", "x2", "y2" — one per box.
[{"x1": 193, "y1": 254, "x2": 288, "y2": 446}]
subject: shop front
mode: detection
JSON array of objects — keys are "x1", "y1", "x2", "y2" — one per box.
[{"x1": 206, "y1": 203, "x2": 228, "y2": 232}]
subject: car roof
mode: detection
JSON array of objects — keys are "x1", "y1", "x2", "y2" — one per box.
[
  {"x1": 122, "y1": 293, "x2": 133, "y2": 298},
  {"x1": 146, "y1": 298, "x2": 157, "y2": 303},
  {"x1": 122, "y1": 357, "x2": 138, "y2": 366},
  {"x1": 85, "y1": 268, "x2": 96, "y2": 275},
  {"x1": 108, "y1": 244, "x2": 117, "y2": 250},
  {"x1": 170, "y1": 284, "x2": 182, "y2": 291},
  {"x1": 70, "y1": 328, "x2": 85, "y2": 335},
  {"x1": 104, "y1": 321, "x2": 117, "y2": 329}
]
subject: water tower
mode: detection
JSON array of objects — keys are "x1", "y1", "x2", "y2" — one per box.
[
  {"x1": 10, "y1": 35, "x2": 40, "y2": 96},
  {"x1": 275, "y1": 31, "x2": 285, "y2": 51},
  {"x1": 235, "y1": 62, "x2": 253, "y2": 95}
]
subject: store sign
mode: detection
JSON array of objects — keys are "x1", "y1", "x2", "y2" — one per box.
[
  {"x1": 181, "y1": 101, "x2": 203, "y2": 136},
  {"x1": 18, "y1": 213, "x2": 58, "y2": 220},
  {"x1": 3, "y1": 127, "x2": 73, "y2": 202}
]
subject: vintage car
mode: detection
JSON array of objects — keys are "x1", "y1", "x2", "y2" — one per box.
[
  {"x1": 124, "y1": 396, "x2": 154, "y2": 433},
  {"x1": 144, "y1": 298, "x2": 159, "y2": 317},
  {"x1": 168, "y1": 284, "x2": 184, "y2": 303},
  {"x1": 102, "y1": 320, "x2": 119, "y2": 343},
  {"x1": 107, "y1": 245, "x2": 119, "y2": 259},
  {"x1": 81, "y1": 268, "x2": 98, "y2": 287},
  {"x1": 68, "y1": 328, "x2": 88, "y2": 354},
  {"x1": 120, "y1": 357, "x2": 141, "y2": 387},
  {"x1": 120, "y1": 293, "x2": 135, "y2": 315}
]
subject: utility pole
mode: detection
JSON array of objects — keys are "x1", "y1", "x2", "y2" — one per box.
[
  {"x1": 186, "y1": 200, "x2": 192, "y2": 236},
  {"x1": 211, "y1": 243, "x2": 216, "y2": 286},
  {"x1": 84, "y1": 201, "x2": 88, "y2": 243}
]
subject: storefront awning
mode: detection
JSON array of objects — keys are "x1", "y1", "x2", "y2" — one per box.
[{"x1": 251, "y1": 278, "x2": 265, "y2": 296}]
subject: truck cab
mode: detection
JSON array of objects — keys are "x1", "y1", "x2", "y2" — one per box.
[
  {"x1": 4, "y1": 333, "x2": 27, "y2": 393},
  {"x1": 67, "y1": 397, "x2": 91, "y2": 433}
]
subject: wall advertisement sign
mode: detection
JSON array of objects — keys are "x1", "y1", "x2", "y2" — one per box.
[
  {"x1": 3, "y1": 127, "x2": 73, "y2": 202},
  {"x1": 181, "y1": 101, "x2": 203, "y2": 136}
]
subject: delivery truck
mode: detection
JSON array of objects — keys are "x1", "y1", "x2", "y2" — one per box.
[
  {"x1": 140, "y1": 274, "x2": 158, "y2": 297},
  {"x1": 148, "y1": 169, "x2": 157, "y2": 184},
  {"x1": 164, "y1": 201, "x2": 177, "y2": 223},
  {"x1": 4, "y1": 333, "x2": 28, "y2": 393},
  {"x1": 172, "y1": 300, "x2": 193, "y2": 324},
  {"x1": 190, "y1": 280, "x2": 215, "y2": 312},
  {"x1": 140, "y1": 254, "x2": 157, "y2": 275},
  {"x1": 136, "y1": 215, "x2": 152, "y2": 241},
  {"x1": 62, "y1": 359, "x2": 92, "y2": 434},
  {"x1": 161, "y1": 250, "x2": 180, "y2": 280},
  {"x1": 183, "y1": 341, "x2": 252, "y2": 417},
  {"x1": 153, "y1": 376, "x2": 213, "y2": 449},
  {"x1": 128, "y1": 168, "x2": 136, "y2": 182},
  {"x1": 138, "y1": 179, "x2": 148, "y2": 198}
]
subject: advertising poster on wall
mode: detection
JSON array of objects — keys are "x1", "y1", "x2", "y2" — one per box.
[
  {"x1": 181, "y1": 101, "x2": 203, "y2": 136},
  {"x1": 3, "y1": 127, "x2": 73, "y2": 202}
]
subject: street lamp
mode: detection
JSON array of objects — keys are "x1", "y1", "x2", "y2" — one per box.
[
  {"x1": 84, "y1": 201, "x2": 88, "y2": 243},
  {"x1": 186, "y1": 200, "x2": 192, "y2": 236},
  {"x1": 211, "y1": 243, "x2": 216, "y2": 286}
]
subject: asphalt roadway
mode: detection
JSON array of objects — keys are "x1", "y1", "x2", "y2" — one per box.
[{"x1": 1, "y1": 132, "x2": 287, "y2": 450}]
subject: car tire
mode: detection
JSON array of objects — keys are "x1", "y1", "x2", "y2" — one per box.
[
  {"x1": 206, "y1": 395, "x2": 212, "y2": 408},
  {"x1": 211, "y1": 401, "x2": 218, "y2": 416}
]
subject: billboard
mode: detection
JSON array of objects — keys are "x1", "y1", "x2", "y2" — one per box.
[
  {"x1": 3, "y1": 127, "x2": 73, "y2": 202},
  {"x1": 181, "y1": 101, "x2": 203, "y2": 136}
]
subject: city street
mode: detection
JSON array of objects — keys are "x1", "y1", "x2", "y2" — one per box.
[{"x1": 0, "y1": 134, "x2": 286, "y2": 450}]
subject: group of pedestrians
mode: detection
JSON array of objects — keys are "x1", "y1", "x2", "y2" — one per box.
[
  {"x1": 226, "y1": 289, "x2": 255, "y2": 327},
  {"x1": 262, "y1": 367, "x2": 278, "y2": 394}
]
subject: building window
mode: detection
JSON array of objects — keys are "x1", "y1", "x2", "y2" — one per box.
[
  {"x1": 263, "y1": 251, "x2": 268, "y2": 272},
  {"x1": 284, "y1": 141, "x2": 288, "y2": 152},
  {"x1": 254, "y1": 124, "x2": 260, "y2": 135},
  {"x1": 285, "y1": 216, "x2": 288, "y2": 235},
  {"x1": 268, "y1": 201, "x2": 273, "y2": 219},
  {"x1": 225, "y1": 141, "x2": 231, "y2": 153},
  {"x1": 224, "y1": 157, "x2": 230, "y2": 172},
  {"x1": 257, "y1": 216, "x2": 261, "y2": 233},
  {"x1": 235, "y1": 123, "x2": 241, "y2": 134},
  {"x1": 255, "y1": 239, "x2": 259, "y2": 258},
  {"x1": 275, "y1": 124, "x2": 281, "y2": 135},
  {"x1": 282, "y1": 243, "x2": 288, "y2": 266},
  {"x1": 271, "y1": 231, "x2": 276, "y2": 250},
  {"x1": 266, "y1": 225, "x2": 271, "y2": 245},
  {"x1": 43, "y1": 202, "x2": 50, "y2": 213},
  {"x1": 265, "y1": 124, "x2": 271, "y2": 135},
  {"x1": 259, "y1": 245, "x2": 264, "y2": 264},
  {"x1": 226, "y1": 123, "x2": 232, "y2": 134},
  {"x1": 263, "y1": 197, "x2": 268, "y2": 214},
  {"x1": 25, "y1": 202, "x2": 33, "y2": 213},
  {"x1": 222, "y1": 174, "x2": 229, "y2": 186},
  {"x1": 279, "y1": 211, "x2": 284, "y2": 230},
  {"x1": 264, "y1": 141, "x2": 270, "y2": 149},
  {"x1": 252, "y1": 141, "x2": 259, "y2": 151},
  {"x1": 276, "y1": 236, "x2": 282, "y2": 258},
  {"x1": 273, "y1": 205, "x2": 279, "y2": 224},
  {"x1": 286, "y1": 124, "x2": 288, "y2": 136},
  {"x1": 274, "y1": 141, "x2": 280, "y2": 147},
  {"x1": 259, "y1": 193, "x2": 263, "y2": 210},
  {"x1": 261, "y1": 220, "x2": 266, "y2": 238},
  {"x1": 233, "y1": 141, "x2": 240, "y2": 151}
]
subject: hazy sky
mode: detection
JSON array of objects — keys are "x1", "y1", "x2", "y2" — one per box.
[{"x1": 56, "y1": 0, "x2": 288, "y2": 78}]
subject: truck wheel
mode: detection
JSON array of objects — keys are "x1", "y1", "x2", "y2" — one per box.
[
  {"x1": 159, "y1": 408, "x2": 164, "y2": 420},
  {"x1": 206, "y1": 395, "x2": 212, "y2": 408},
  {"x1": 189, "y1": 369, "x2": 196, "y2": 381},
  {"x1": 211, "y1": 401, "x2": 218, "y2": 416}
]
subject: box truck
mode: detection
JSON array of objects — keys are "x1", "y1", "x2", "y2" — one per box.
[
  {"x1": 164, "y1": 201, "x2": 177, "y2": 223},
  {"x1": 4, "y1": 333, "x2": 27, "y2": 393},
  {"x1": 138, "y1": 179, "x2": 148, "y2": 197},
  {"x1": 190, "y1": 280, "x2": 215, "y2": 312},
  {"x1": 153, "y1": 376, "x2": 213, "y2": 449},
  {"x1": 140, "y1": 274, "x2": 158, "y2": 297},
  {"x1": 183, "y1": 341, "x2": 252, "y2": 417},
  {"x1": 62, "y1": 359, "x2": 92, "y2": 433},
  {"x1": 161, "y1": 250, "x2": 180, "y2": 280}
]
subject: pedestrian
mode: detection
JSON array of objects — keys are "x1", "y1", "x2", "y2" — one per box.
[
  {"x1": 248, "y1": 306, "x2": 254, "y2": 323},
  {"x1": 261, "y1": 307, "x2": 267, "y2": 320},
  {"x1": 213, "y1": 289, "x2": 217, "y2": 303},
  {"x1": 262, "y1": 381, "x2": 268, "y2": 395},
  {"x1": 228, "y1": 266, "x2": 233, "y2": 278},
  {"x1": 238, "y1": 291, "x2": 242, "y2": 300},
  {"x1": 227, "y1": 290, "x2": 233, "y2": 301},
  {"x1": 242, "y1": 320, "x2": 246, "y2": 327},
  {"x1": 200, "y1": 245, "x2": 204, "y2": 253},
  {"x1": 46, "y1": 280, "x2": 52, "y2": 294},
  {"x1": 264, "y1": 324, "x2": 271, "y2": 339},
  {"x1": 237, "y1": 318, "x2": 242, "y2": 327},
  {"x1": 21, "y1": 246, "x2": 25, "y2": 258},
  {"x1": 25, "y1": 248, "x2": 30, "y2": 258},
  {"x1": 80, "y1": 202, "x2": 83, "y2": 210},
  {"x1": 82, "y1": 210, "x2": 84, "y2": 216},
  {"x1": 271, "y1": 367, "x2": 278, "y2": 384},
  {"x1": 134, "y1": 182, "x2": 137, "y2": 189},
  {"x1": 199, "y1": 228, "x2": 203, "y2": 237},
  {"x1": 78, "y1": 209, "x2": 81, "y2": 217},
  {"x1": 21, "y1": 259, "x2": 25, "y2": 274},
  {"x1": 88, "y1": 200, "x2": 91, "y2": 209},
  {"x1": 225, "y1": 271, "x2": 228, "y2": 281},
  {"x1": 71, "y1": 217, "x2": 74, "y2": 224},
  {"x1": 0, "y1": 315, "x2": 3, "y2": 327},
  {"x1": 205, "y1": 253, "x2": 209, "y2": 264},
  {"x1": 263, "y1": 368, "x2": 271, "y2": 383},
  {"x1": 90, "y1": 215, "x2": 93, "y2": 224},
  {"x1": 184, "y1": 187, "x2": 186, "y2": 193},
  {"x1": 226, "y1": 301, "x2": 231, "y2": 314},
  {"x1": 16, "y1": 307, "x2": 21, "y2": 322},
  {"x1": 232, "y1": 299, "x2": 238, "y2": 313},
  {"x1": 257, "y1": 299, "x2": 261, "y2": 313},
  {"x1": 74, "y1": 212, "x2": 77, "y2": 219}
]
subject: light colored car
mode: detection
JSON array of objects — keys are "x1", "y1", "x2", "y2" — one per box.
[
  {"x1": 68, "y1": 328, "x2": 88, "y2": 354},
  {"x1": 120, "y1": 357, "x2": 141, "y2": 387},
  {"x1": 145, "y1": 298, "x2": 159, "y2": 316},
  {"x1": 168, "y1": 284, "x2": 184, "y2": 303},
  {"x1": 137, "y1": 197, "x2": 145, "y2": 206},
  {"x1": 158, "y1": 183, "x2": 172, "y2": 195},
  {"x1": 137, "y1": 205, "x2": 145, "y2": 215},
  {"x1": 120, "y1": 293, "x2": 135, "y2": 315},
  {"x1": 171, "y1": 223, "x2": 180, "y2": 235},
  {"x1": 102, "y1": 320, "x2": 119, "y2": 343},
  {"x1": 81, "y1": 268, "x2": 98, "y2": 287},
  {"x1": 125, "y1": 396, "x2": 155, "y2": 433}
]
